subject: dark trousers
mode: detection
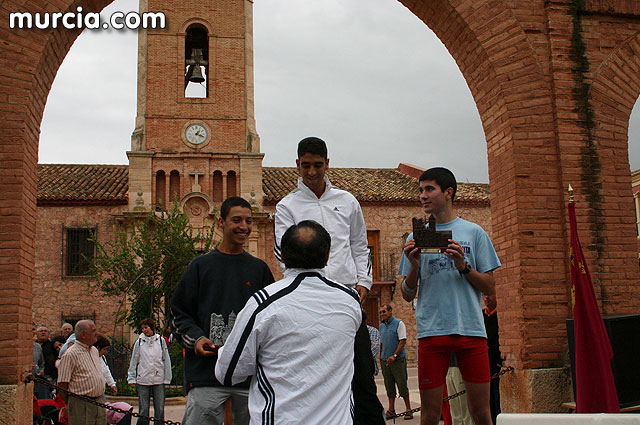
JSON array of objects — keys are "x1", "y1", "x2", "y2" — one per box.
[
  {"x1": 489, "y1": 378, "x2": 501, "y2": 425},
  {"x1": 353, "y1": 316, "x2": 385, "y2": 425}
]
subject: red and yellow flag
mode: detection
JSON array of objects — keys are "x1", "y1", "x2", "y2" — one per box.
[{"x1": 568, "y1": 201, "x2": 619, "y2": 413}]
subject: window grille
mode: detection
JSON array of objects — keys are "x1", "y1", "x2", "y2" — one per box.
[{"x1": 64, "y1": 228, "x2": 95, "y2": 276}]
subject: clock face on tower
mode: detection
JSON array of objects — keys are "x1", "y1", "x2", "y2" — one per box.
[{"x1": 185, "y1": 123, "x2": 209, "y2": 145}]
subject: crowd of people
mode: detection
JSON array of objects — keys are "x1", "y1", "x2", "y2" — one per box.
[
  {"x1": 32, "y1": 318, "x2": 170, "y2": 425},
  {"x1": 32, "y1": 137, "x2": 505, "y2": 425}
]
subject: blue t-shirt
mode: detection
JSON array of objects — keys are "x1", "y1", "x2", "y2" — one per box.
[{"x1": 398, "y1": 217, "x2": 501, "y2": 339}]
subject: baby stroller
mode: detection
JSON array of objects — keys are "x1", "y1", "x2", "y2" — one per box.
[
  {"x1": 105, "y1": 401, "x2": 134, "y2": 425},
  {"x1": 33, "y1": 395, "x2": 65, "y2": 425}
]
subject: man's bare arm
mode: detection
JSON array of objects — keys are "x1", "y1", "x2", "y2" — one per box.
[
  {"x1": 401, "y1": 239, "x2": 420, "y2": 301},
  {"x1": 58, "y1": 382, "x2": 69, "y2": 404}
]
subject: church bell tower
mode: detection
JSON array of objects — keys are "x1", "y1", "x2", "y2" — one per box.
[{"x1": 127, "y1": 0, "x2": 264, "y2": 234}]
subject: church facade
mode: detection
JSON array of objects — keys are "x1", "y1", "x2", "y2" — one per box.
[
  {"x1": 29, "y1": 0, "x2": 496, "y2": 363},
  {"x1": 34, "y1": 162, "x2": 491, "y2": 363}
]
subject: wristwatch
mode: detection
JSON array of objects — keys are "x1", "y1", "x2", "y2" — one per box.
[
  {"x1": 460, "y1": 262, "x2": 472, "y2": 275},
  {"x1": 392, "y1": 354, "x2": 397, "y2": 359}
]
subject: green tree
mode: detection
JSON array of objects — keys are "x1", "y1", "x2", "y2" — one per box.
[{"x1": 89, "y1": 203, "x2": 217, "y2": 331}]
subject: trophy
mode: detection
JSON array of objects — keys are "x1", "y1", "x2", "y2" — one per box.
[{"x1": 412, "y1": 215, "x2": 452, "y2": 253}]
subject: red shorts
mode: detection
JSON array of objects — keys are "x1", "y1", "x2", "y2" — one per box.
[{"x1": 418, "y1": 335, "x2": 490, "y2": 389}]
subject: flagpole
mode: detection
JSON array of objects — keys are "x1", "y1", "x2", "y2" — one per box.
[
  {"x1": 567, "y1": 184, "x2": 620, "y2": 413},
  {"x1": 568, "y1": 184, "x2": 574, "y2": 202}
]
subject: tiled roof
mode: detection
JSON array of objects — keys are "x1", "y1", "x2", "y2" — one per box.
[
  {"x1": 37, "y1": 164, "x2": 128, "y2": 205},
  {"x1": 36, "y1": 164, "x2": 490, "y2": 206},
  {"x1": 262, "y1": 167, "x2": 490, "y2": 205},
  {"x1": 456, "y1": 181, "x2": 491, "y2": 204}
]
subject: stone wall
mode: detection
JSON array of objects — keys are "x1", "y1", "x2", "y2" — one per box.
[{"x1": 33, "y1": 205, "x2": 127, "y2": 337}]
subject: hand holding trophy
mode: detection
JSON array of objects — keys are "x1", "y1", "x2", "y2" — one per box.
[{"x1": 412, "y1": 215, "x2": 452, "y2": 253}]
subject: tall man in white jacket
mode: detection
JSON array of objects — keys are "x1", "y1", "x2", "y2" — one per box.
[
  {"x1": 274, "y1": 137, "x2": 384, "y2": 424},
  {"x1": 274, "y1": 137, "x2": 372, "y2": 299}
]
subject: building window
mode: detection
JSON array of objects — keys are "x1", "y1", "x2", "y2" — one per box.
[
  {"x1": 60, "y1": 312, "x2": 96, "y2": 329},
  {"x1": 169, "y1": 170, "x2": 181, "y2": 203},
  {"x1": 213, "y1": 170, "x2": 223, "y2": 202},
  {"x1": 185, "y1": 25, "x2": 209, "y2": 98},
  {"x1": 65, "y1": 228, "x2": 95, "y2": 276},
  {"x1": 227, "y1": 171, "x2": 237, "y2": 198},
  {"x1": 156, "y1": 170, "x2": 166, "y2": 210}
]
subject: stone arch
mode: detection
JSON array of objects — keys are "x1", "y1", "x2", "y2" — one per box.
[
  {"x1": 212, "y1": 170, "x2": 224, "y2": 202},
  {"x1": 181, "y1": 16, "x2": 214, "y2": 34},
  {"x1": 155, "y1": 170, "x2": 167, "y2": 209},
  {"x1": 0, "y1": 0, "x2": 555, "y2": 400},
  {"x1": 587, "y1": 30, "x2": 640, "y2": 314},
  {"x1": 4, "y1": 0, "x2": 640, "y2": 418},
  {"x1": 0, "y1": 0, "x2": 116, "y2": 393},
  {"x1": 169, "y1": 170, "x2": 181, "y2": 204},
  {"x1": 227, "y1": 170, "x2": 237, "y2": 198},
  {"x1": 400, "y1": 0, "x2": 564, "y2": 372}
]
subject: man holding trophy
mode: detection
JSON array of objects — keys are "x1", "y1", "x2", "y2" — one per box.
[{"x1": 399, "y1": 167, "x2": 501, "y2": 425}]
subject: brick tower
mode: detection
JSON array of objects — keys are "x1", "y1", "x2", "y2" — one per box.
[{"x1": 128, "y1": 0, "x2": 264, "y2": 238}]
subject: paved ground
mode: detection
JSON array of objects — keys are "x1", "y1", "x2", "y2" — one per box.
[{"x1": 132, "y1": 367, "x2": 432, "y2": 424}]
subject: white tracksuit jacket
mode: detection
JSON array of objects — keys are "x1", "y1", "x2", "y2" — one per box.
[
  {"x1": 215, "y1": 268, "x2": 362, "y2": 425},
  {"x1": 274, "y1": 176, "x2": 372, "y2": 290}
]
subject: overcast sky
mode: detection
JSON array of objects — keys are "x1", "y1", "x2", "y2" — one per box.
[{"x1": 38, "y1": 0, "x2": 640, "y2": 184}]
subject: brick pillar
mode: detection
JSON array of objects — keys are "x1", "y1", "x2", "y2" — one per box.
[
  {"x1": 0, "y1": 119, "x2": 36, "y2": 425},
  {"x1": 1, "y1": 7, "x2": 43, "y2": 423},
  {"x1": 400, "y1": 0, "x2": 640, "y2": 412},
  {"x1": 1, "y1": 0, "x2": 111, "y2": 421}
]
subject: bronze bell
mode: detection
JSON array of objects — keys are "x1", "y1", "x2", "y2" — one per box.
[{"x1": 188, "y1": 64, "x2": 205, "y2": 83}]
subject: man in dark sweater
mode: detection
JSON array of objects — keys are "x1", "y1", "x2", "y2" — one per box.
[{"x1": 171, "y1": 197, "x2": 274, "y2": 425}]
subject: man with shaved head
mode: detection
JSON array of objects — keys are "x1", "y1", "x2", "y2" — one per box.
[
  {"x1": 216, "y1": 220, "x2": 363, "y2": 425},
  {"x1": 274, "y1": 137, "x2": 384, "y2": 424},
  {"x1": 57, "y1": 320, "x2": 106, "y2": 425}
]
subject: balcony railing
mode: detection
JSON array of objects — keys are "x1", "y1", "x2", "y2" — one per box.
[{"x1": 374, "y1": 251, "x2": 399, "y2": 282}]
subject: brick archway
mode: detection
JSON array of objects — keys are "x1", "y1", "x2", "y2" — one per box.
[
  {"x1": 0, "y1": 0, "x2": 115, "y2": 420},
  {"x1": 2, "y1": 0, "x2": 640, "y2": 420},
  {"x1": 587, "y1": 31, "x2": 640, "y2": 312}
]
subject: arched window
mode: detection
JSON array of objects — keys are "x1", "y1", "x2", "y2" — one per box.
[
  {"x1": 185, "y1": 24, "x2": 209, "y2": 98},
  {"x1": 155, "y1": 170, "x2": 166, "y2": 210},
  {"x1": 169, "y1": 171, "x2": 181, "y2": 204},
  {"x1": 227, "y1": 171, "x2": 237, "y2": 198},
  {"x1": 213, "y1": 170, "x2": 223, "y2": 202}
]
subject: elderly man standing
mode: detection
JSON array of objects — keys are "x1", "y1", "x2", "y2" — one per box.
[
  {"x1": 58, "y1": 320, "x2": 106, "y2": 425},
  {"x1": 216, "y1": 220, "x2": 363, "y2": 425},
  {"x1": 379, "y1": 304, "x2": 412, "y2": 420},
  {"x1": 35, "y1": 324, "x2": 57, "y2": 399},
  {"x1": 61, "y1": 322, "x2": 74, "y2": 339}
]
